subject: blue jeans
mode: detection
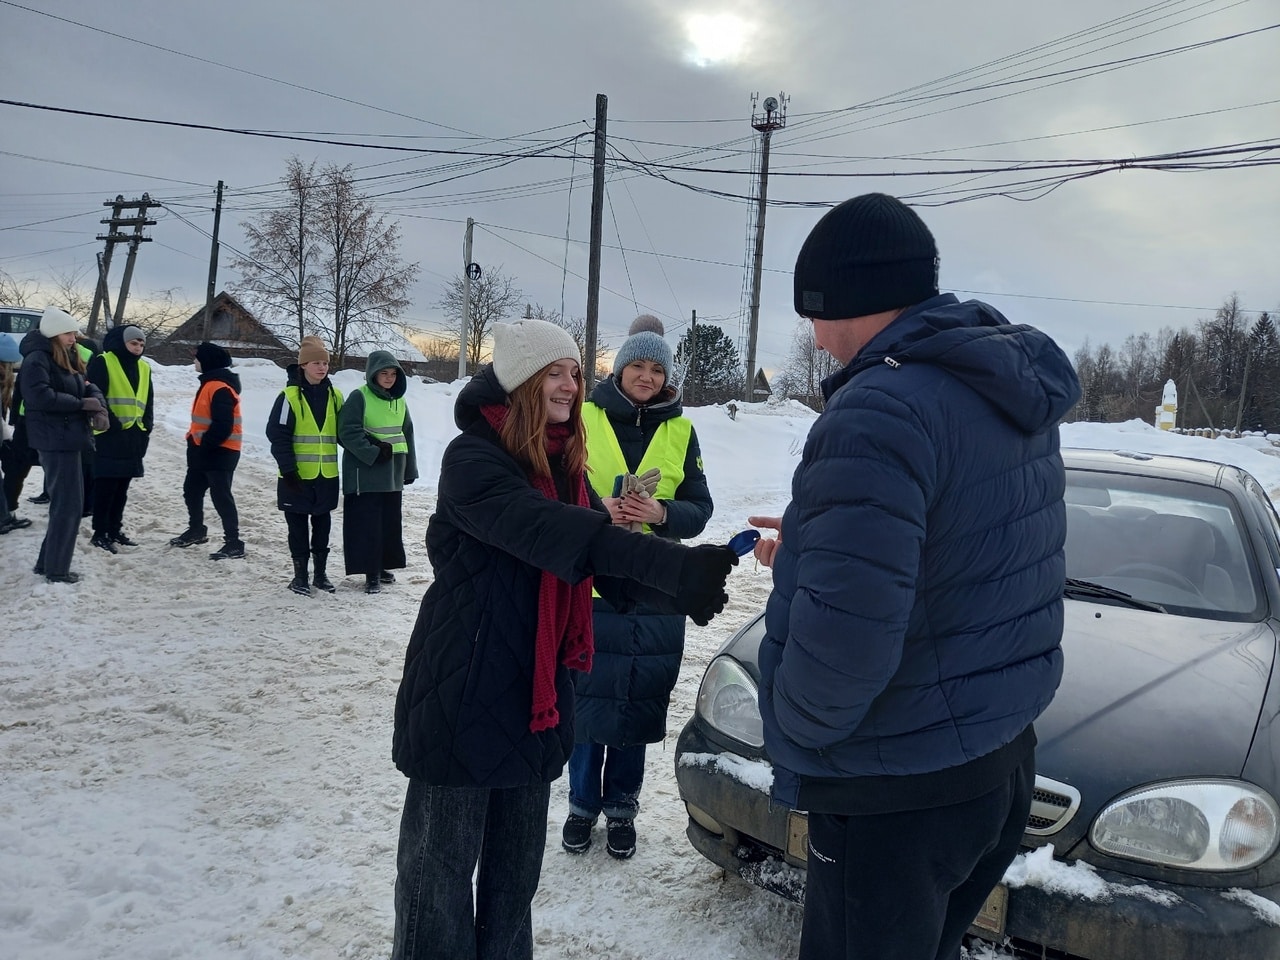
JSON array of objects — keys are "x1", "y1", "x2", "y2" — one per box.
[
  {"x1": 393, "y1": 779, "x2": 550, "y2": 960},
  {"x1": 567, "y1": 742, "x2": 645, "y2": 821}
]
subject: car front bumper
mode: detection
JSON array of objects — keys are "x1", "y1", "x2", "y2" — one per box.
[{"x1": 675, "y1": 722, "x2": 1280, "y2": 960}]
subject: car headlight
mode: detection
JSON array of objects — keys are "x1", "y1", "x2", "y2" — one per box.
[
  {"x1": 1090, "y1": 779, "x2": 1280, "y2": 871},
  {"x1": 696, "y1": 656, "x2": 763, "y2": 748}
]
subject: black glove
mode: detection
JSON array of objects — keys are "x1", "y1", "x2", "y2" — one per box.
[
  {"x1": 373, "y1": 440, "x2": 393, "y2": 465},
  {"x1": 675, "y1": 544, "x2": 737, "y2": 626},
  {"x1": 81, "y1": 396, "x2": 104, "y2": 413},
  {"x1": 282, "y1": 470, "x2": 303, "y2": 491}
]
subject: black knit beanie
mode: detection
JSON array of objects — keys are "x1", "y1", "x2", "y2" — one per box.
[
  {"x1": 793, "y1": 193, "x2": 939, "y2": 320},
  {"x1": 195, "y1": 341, "x2": 232, "y2": 372}
]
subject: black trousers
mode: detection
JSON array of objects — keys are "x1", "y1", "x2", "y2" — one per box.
[
  {"x1": 799, "y1": 750, "x2": 1035, "y2": 960},
  {"x1": 342, "y1": 491, "x2": 405, "y2": 575},
  {"x1": 92, "y1": 475, "x2": 133, "y2": 536},
  {"x1": 285, "y1": 510, "x2": 332, "y2": 559},
  {"x1": 183, "y1": 466, "x2": 239, "y2": 541},
  {"x1": 33, "y1": 449, "x2": 83, "y2": 578}
]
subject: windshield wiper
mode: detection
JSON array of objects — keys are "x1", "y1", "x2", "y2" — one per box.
[{"x1": 1064, "y1": 577, "x2": 1167, "y2": 614}]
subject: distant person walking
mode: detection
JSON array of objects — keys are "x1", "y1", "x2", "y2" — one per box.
[
  {"x1": 390, "y1": 318, "x2": 736, "y2": 960},
  {"x1": 85, "y1": 325, "x2": 153, "y2": 552},
  {"x1": 169, "y1": 341, "x2": 245, "y2": 560},
  {"x1": 338, "y1": 351, "x2": 417, "y2": 594},
  {"x1": 17, "y1": 306, "x2": 107, "y2": 583},
  {"x1": 562, "y1": 314, "x2": 714, "y2": 860},
  {"x1": 266, "y1": 336, "x2": 343, "y2": 596}
]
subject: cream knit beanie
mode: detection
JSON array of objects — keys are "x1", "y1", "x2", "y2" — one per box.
[
  {"x1": 491, "y1": 319, "x2": 581, "y2": 393},
  {"x1": 39, "y1": 306, "x2": 80, "y2": 338}
]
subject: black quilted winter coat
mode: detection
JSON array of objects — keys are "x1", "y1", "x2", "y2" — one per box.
[{"x1": 393, "y1": 366, "x2": 691, "y2": 788}]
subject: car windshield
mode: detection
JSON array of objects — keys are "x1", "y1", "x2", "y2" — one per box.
[{"x1": 1065, "y1": 469, "x2": 1262, "y2": 620}]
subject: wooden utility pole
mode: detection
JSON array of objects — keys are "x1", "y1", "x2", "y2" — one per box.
[
  {"x1": 460, "y1": 218, "x2": 475, "y2": 380},
  {"x1": 745, "y1": 94, "x2": 786, "y2": 402},
  {"x1": 202, "y1": 181, "x2": 224, "y2": 341},
  {"x1": 1234, "y1": 348, "x2": 1254, "y2": 434},
  {"x1": 110, "y1": 194, "x2": 157, "y2": 325},
  {"x1": 688, "y1": 309, "x2": 697, "y2": 405},
  {"x1": 89, "y1": 196, "x2": 125, "y2": 336},
  {"x1": 584, "y1": 93, "x2": 607, "y2": 388}
]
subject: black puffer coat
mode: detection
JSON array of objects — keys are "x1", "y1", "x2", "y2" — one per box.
[
  {"x1": 17, "y1": 329, "x2": 104, "y2": 453},
  {"x1": 85, "y1": 326, "x2": 153, "y2": 478},
  {"x1": 392, "y1": 366, "x2": 691, "y2": 788}
]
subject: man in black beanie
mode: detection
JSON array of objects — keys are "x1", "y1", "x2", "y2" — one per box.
[{"x1": 750, "y1": 193, "x2": 1081, "y2": 960}]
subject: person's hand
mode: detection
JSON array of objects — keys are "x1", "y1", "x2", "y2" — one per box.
[
  {"x1": 601, "y1": 497, "x2": 627, "y2": 525},
  {"x1": 373, "y1": 440, "x2": 393, "y2": 464},
  {"x1": 747, "y1": 515, "x2": 783, "y2": 568},
  {"x1": 404, "y1": 477, "x2": 415, "y2": 486},
  {"x1": 81, "y1": 396, "x2": 104, "y2": 413},
  {"x1": 282, "y1": 470, "x2": 303, "y2": 491},
  {"x1": 676, "y1": 544, "x2": 738, "y2": 625},
  {"x1": 619, "y1": 492, "x2": 665, "y2": 526},
  {"x1": 89, "y1": 410, "x2": 110, "y2": 433}
]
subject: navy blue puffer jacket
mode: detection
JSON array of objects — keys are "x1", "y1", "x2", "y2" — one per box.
[{"x1": 758, "y1": 295, "x2": 1081, "y2": 805}]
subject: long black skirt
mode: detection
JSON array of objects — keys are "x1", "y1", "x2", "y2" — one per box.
[{"x1": 342, "y1": 491, "x2": 406, "y2": 576}]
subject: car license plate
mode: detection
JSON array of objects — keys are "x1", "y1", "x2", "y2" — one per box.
[{"x1": 971, "y1": 884, "x2": 1008, "y2": 937}]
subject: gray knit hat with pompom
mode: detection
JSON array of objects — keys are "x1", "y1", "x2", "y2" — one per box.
[{"x1": 612, "y1": 315, "x2": 673, "y2": 378}]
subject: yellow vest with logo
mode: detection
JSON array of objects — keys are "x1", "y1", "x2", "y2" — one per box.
[
  {"x1": 96, "y1": 352, "x2": 151, "y2": 434},
  {"x1": 581, "y1": 401, "x2": 691, "y2": 534},
  {"x1": 358, "y1": 385, "x2": 409, "y2": 453},
  {"x1": 283, "y1": 384, "x2": 342, "y2": 479}
]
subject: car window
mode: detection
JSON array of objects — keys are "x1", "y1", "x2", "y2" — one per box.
[
  {"x1": 1065, "y1": 471, "x2": 1262, "y2": 620},
  {"x1": 0, "y1": 310, "x2": 38, "y2": 334}
]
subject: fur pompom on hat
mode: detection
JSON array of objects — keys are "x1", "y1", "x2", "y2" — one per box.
[
  {"x1": 194, "y1": 341, "x2": 232, "y2": 372},
  {"x1": 627, "y1": 314, "x2": 665, "y2": 337},
  {"x1": 39, "y1": 306, "x2": 81, "y2": 339},
  {"x1": 298, "y1": 335, "x2": 329, "y2": 365},
  {"x1": 793, "y1": 193, "x2": 939, "y2": 321},
  {"x1": 491, "y1": 319, "x2": 581, "y2": 393},
  {"x1": 120, "y1": 325, "x2": 146, "y2": 344},
  {"x1": 612, "y1": 329, "x2": 673, "y2": 379}
]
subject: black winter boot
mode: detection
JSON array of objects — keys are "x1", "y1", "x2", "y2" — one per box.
[
  {"x1": 311, "y1": 550, "x2": 335, "y2": 593},
  {"x1": 288, "y1": 558, "x2": 310, "y2": 596},
  {"x1": 364, "y1": 573, "x2": 381, "y2": 594},
  {"x1": 169, "y1": 525, "x2": 208, "y2": 548}
]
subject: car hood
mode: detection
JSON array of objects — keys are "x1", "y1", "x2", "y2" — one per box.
[{"x1": 1032, "y1": 601, "x2": 1277, "y2": 851}]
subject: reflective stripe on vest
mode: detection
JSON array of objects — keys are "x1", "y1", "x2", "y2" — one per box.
[
  {"x1": 97, "y1": 352, "x2": 151, "y2": 434},
  {"x1": 281, "y1": 384, "x2": 341, "y2": 479},
  {"x1": 581, "y1": 402, "x2": 690, "y2": 534},
  {"x1": 187, "y1": 379, "x2": 243, "y2": 450},
  {"x1": 358, "y1": 385, "x2": 408, "y2": 452}
]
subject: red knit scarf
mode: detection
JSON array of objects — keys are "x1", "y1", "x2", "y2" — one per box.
[{"x1": 481, "y1": 404, "x2": 595, "y2": 732}]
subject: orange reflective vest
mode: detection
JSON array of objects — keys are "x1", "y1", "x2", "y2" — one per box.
[{"x1": 187, "y1": 379, "x2": 243, "y2": 451}]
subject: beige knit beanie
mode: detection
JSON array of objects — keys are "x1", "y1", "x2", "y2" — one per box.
[
  {"x1": 491, "y1": 320, "x2": 580, "y2": 393},
  {"x1": 298, "y1": 336, "x2": 329, "y2": 365}
]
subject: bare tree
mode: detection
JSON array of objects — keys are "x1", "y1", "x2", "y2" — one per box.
[
  {"x1": 0, "y1": 268, "x2": 37, "y2": 306},
  {"x1": 49, "y1": 265, "x2": 95, "y2": 322},
  {"x1": 231, "y1": 156, "x2": 323, "y2": 344},
  {"x1": 437, "y1": 265, "x2": 523, "y2": 371},
  {"x1": 526, "y1": 303, "x2": 607, "y2": 377},
  {"x1": 316, "y1": 164, "x2": 418, "y2": 365},
  {"x1": 773, "y1": 318, "x2": 841, "y2": 410}
]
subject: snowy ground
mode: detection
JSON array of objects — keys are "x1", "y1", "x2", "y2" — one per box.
[{"x1": 5, "y1": 356, "x2": 1280, "y2": 959}]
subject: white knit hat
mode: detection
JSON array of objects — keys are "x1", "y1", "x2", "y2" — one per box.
[
  {"x1": 39, "y1": 306, "x2": 80, "y2": 338},
  {"x1": 491, "y1": 319, "x2": 580, "y2": 393}
]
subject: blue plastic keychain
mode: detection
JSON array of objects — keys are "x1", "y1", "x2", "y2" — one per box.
[{"x1": 727, "y1": 529, "x2": 761, "y2": 557}]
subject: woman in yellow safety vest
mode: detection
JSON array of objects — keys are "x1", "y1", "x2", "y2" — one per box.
[
  {"x1": 561, "y1": 314, "x2": 714, "y2": 860},
  {"x1": 267, "y1": 336, "x2": 344, "y2": 596},
  {"x1": 85, "y1": 324, "x2": 153, "y2": 552},
  {"x1": 337, "y1": 350, "x2": 417, "y2": 594}
]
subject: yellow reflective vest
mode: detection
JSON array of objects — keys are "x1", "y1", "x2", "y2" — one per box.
[
  {"x1": 581, "y1": 401, "x2": 691, "y2": 534},
  {"x1": 96, "y1": 352, "x2": 151, "y2": 434},
  {"x1": 282, "y1": 384, "x2": 342, "y2": 479},
  {"x1": 358, "y1": 385, "x2": 409, "y2": 452}
]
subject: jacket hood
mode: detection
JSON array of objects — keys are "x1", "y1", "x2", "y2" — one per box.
[
  {"x1": 824, "y1": 294, "x2": 1081, "y2": 433},
  {"x1": 589, "y1": 374, "x2": 683, "y2": 422},
  {"x1": 364, "y1": 350, "x2": 406, "y2": 399},
  {"x1": 200, "y1": 367, "x2": 241, "y2": 392},
  {"x1": 19, "y1": 328, "x2": 51, "y2": 358},
  {"x1": 454, "y1": 365, "x2": 509, "y2": 430}
]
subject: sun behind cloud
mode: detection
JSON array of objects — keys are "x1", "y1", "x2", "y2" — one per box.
[{"x1": 683, "y1": 12, "x2": 755, "y2": 68}]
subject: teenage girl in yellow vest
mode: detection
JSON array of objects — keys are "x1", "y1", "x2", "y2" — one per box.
[
  {"x1": 337, "y1": 350, "x2": 418, "y2": 594},
  {"x1": 562, "y1": 314, "x2": 714, "y2": 860},
  {"x1": 266, "y1": 336, "x2": 343, "y2": 596},
  {"x1": 85, "y1": 325, "x2": 153, "y2": 552}
]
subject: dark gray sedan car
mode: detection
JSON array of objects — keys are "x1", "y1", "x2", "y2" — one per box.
[{"x1": 675, "y1": 449, "x2": 1280, "y2": 959}]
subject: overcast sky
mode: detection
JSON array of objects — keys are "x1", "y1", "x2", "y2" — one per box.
[{"x1": 1, "y1": 0, "x2": 1276, "y2": 374}]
